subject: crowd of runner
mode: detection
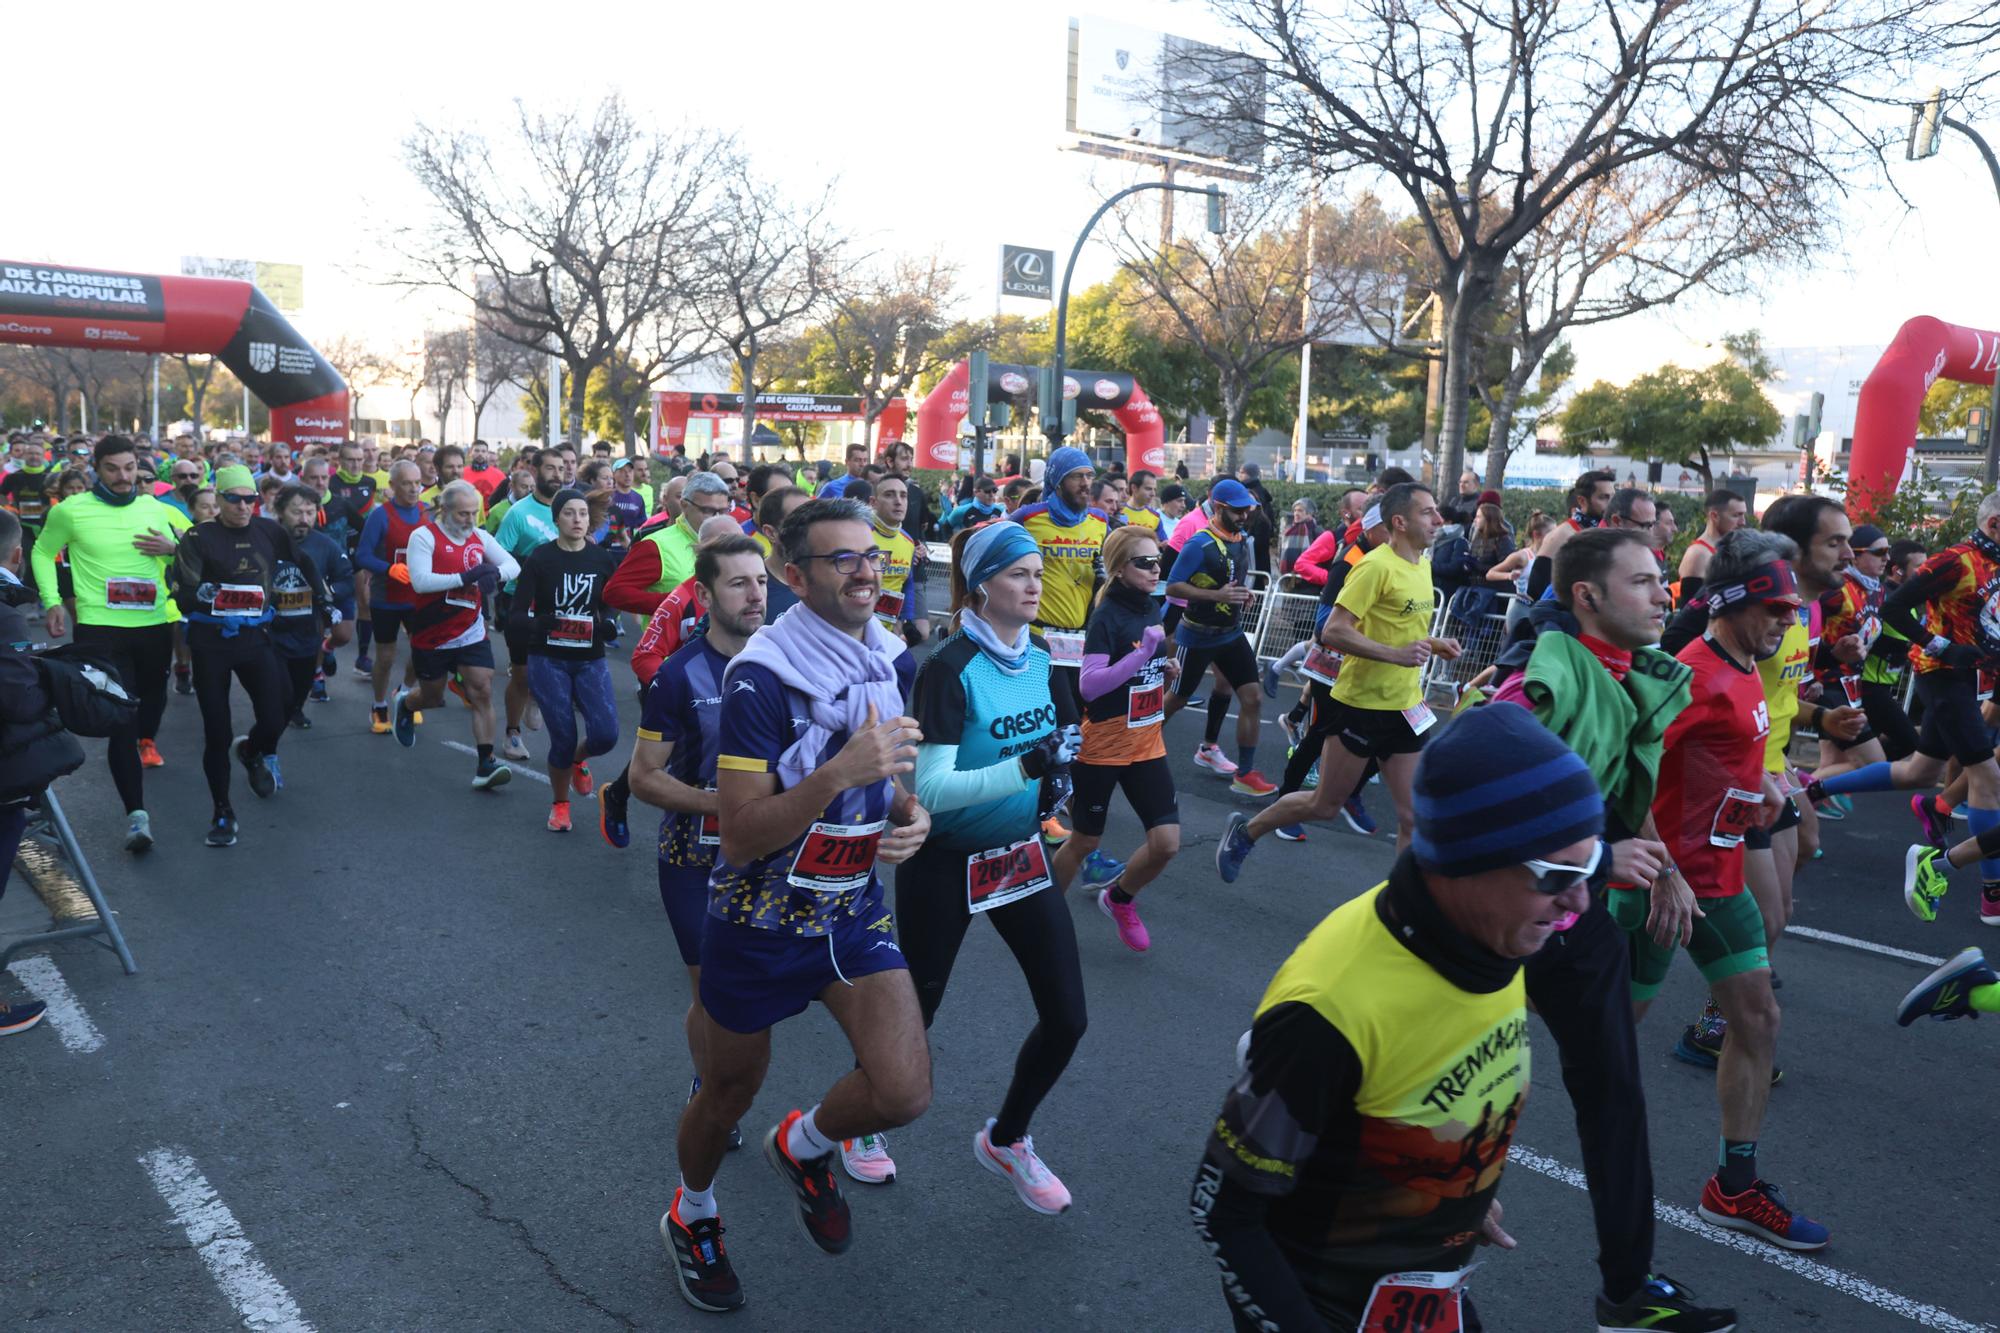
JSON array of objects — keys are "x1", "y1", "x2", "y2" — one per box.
[{"x1": 4, "y1": 428, "x2": 1997, "y2": 1330}]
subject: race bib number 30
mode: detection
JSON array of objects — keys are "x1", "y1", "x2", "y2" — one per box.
[
  {"x1": 786, "y1": 820, "x2": 886, "y2": 896},
  {"x1": 1360, "y1": 1267, "x2": 1474, "y2": 1333},
  {"x1": 966, "y1": 837, "x2": 1053, "y2": 914}
]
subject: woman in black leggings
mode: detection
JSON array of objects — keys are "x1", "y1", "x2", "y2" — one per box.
[{"x1": 897, "y1": 520, "x2": 1085, "y2": 1215}]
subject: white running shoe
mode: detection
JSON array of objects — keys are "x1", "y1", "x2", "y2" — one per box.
[
  {"x1": 974, "y1": 1120, "x2": 1071, "y2": 1215},
  {"x1": 1193, "y1": 742, "x2": 1239, "y2": 776},
  {"x1": 840, "y1": 1133, "x2": 897, "y2": 1185}
]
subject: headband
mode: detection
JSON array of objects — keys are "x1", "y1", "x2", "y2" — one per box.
[
  {"x1": 1705, "y1": 560, "x2": 1800, "y2": 613},
  {"x1": 1362, "y1": 504, "x2": 1384, "y2": 530},
  {"x1": 962, "y1": 521, "x2": 1041, "y2": 591}
]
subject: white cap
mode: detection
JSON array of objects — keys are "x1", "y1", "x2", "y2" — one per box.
[{"x1": 1362, "y1": 503, "x2": 1384, "y2": 531}]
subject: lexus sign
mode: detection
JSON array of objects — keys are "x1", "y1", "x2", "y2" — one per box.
[{"x1": 999, "y1": 245, "x2": 1054, "y2": 301}]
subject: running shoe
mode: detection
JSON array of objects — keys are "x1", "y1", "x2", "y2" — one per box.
[
  {"x1": 1302, "y1": 760, "x2": 1319, "y2": 791},
  {"x1": 237, "y1": 739, "x2": 275, "y2": 799},
  {"x1": 309, "y1": 673, "x2": 329, "y2": 703},
  {"x1": 1279, "y1": 712, "x2": 1305, "y2": 751},
  {"x1": 599, "y1": 779, "x2": 631, "y2": 849},
  {"x1": 263, "y1": 754, "x2": 284, "y2": 792},
  {"x1": 1098, "y1": 888, "x2": 1150, "y2": 951},
  {"x1": 974, "y1": 1119, "x2": 1071, "y2": 1215},
  {"x1": 172, "y1": 665, "x2": 193, "y2": 696},
  {"x1": 370, "y1": 705, "x2": 391, "y2": 735},
  {"x1": 661, "y1": 1192, "x2": 743, "y2": 1313},
  {"x1": 1912, "y1": 793, "x2": 1950, "y2": 848},
  {"x1": 1671, "y1": 1024, "x2": 1782, "y2": 1085},
  {"x1": 1216, "y1": 811, "x2": 1254, "y2": 884},
  {"x1": 571, "y1": 762, "x2": 594, "y2": 798},
  {"x1": 322, "y1": 649, "x2": 337, "y2": 677},
  {"x1": 206, "y1": 814, "x2": 238, "y2": 848},
  {"x1": 547, "y1": 801, "x2": 572, "y2": 833},
  {"x1": 0, "y1": 998, "x2": 49, "y2": 1036},
  {"x1": 1273, "y1": 823, "x2": 1308, "y2": 842},
  {"x1": 1079, "y1": 850, "x2": 1125, "y2": 889},
  {"x1": 1904, "y1": 844, "x2": 1947, "y2": 923},
  {"x1": 392, "y1": 692, "x2": 418, "y2": 748},
  {"x1": 840, "y1": 1134, "x2": 897, "y2": 1185},
  {"x1": 525, "y1": 702, "x2": 543, "y2": 732},
  {"x1": 1697, "y1": 1176, "x2": 1828, "y2": 1251},
  {"x1": 446, "y1": 673, "x2": 468, "y2": 704},
  {"x1": 1833, "y1": 793, "x2": 1854, "y2": 815},
  {"x1": 1984, "y1": 882, "x2": 2000, "y2": 928},
  {"x1": 1193, "y1": 742, "x2": 1238, "y2": 776},
  {"x1": 1341, "y1": 794, "x2": 1377, "y2": 835},
  {"x1": 1594, "y1": 1273, "x2": 1737, "y2": 1332},
  {"x1": 1811, "y1": 798, "x2": 1844, "y2": 822},
  {"x1": 287, "y1": 709, "x2": 311, "y2": 730},
  {"x1": 1897, "y1": 946, "x2": 1996, "y2": 1026},
  {"x1": 472, "y1": 757, "x2": 513, "y2": 790},
  {"x1": 500, "y1": 730, "x2": 531, "y2": 762},
  {"x1": 124, "y1": 810, "x2": 153, "y2": 854},
  {"x1": 137, "y1": 738, "x2": 164, "y2": 769},
  {"x1": 763, "y1": 1111, "x2": 851, "y2": 1254},
  {"x1": 353, "y1": 654, "x2": 373, "y2": 676},
  {"x1": 1261, "y1": 662, "x2": 1282, "y2": 699},
  {"x1": 1230, "y1": 769, "x2": 1277, "y2": 797},
  {"x1": 1040, "y1": 815, "x2": 1071, "y2": 846}
]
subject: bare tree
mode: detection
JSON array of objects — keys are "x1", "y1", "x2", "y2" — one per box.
[
  {"x1": 322, "y1": 335, "x2": 392, "y2": 435},
  {"x1": 599, "y1": 286, "x2": 718, "y2": 454},
  {"x1": 1207, "y1": 0, "x2": 1997, "y2": 488},
  {"x1": 392, "y1": 93, "x2": 729, "y2": 445},
  {"x1": 469, "y1": 312, "x2": 537, "y2": 441},
  {"x1": 421, "y1": 328, "x2": 475, "y2": 444},
  {"x1": 170, "y1": 352, "x2": 220, "y2": 441},
  {"x1": 693, "y1": 172, "x2": 844, "y2": 464},
  {"x1": 820, "y1": 254, "x2": 976, "y2": 438}
]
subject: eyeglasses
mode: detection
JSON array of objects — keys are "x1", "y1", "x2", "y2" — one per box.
[
  {"x1": 1128, "y1": 555, "x2": 1162, "y2": 570},
  {"x1": 220, "y1": 492, "x2": 258, "y2": 506},
  {"x1": 1862, "y1": 546, "x2": 1891, "y2": 557},
  {"x1": 688, "y1": 502, "x2": 732, "y2": 520},
  {"x1": 1520, "y1": 838, "x2": 1606, "y2": 896},
  {"x1": 798, "y1": 548, "x2": 890, "y2": 575},
  {"x1": 172, "y1": 471, "x2": 200, "y2": 482}
]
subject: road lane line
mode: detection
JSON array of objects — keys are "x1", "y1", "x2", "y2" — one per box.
[
  {"x1": 1784, "y1": 924, "x2": 1946, "y2": 968},
  {"x1": 7, "y1": 956, "x2": 104, "y2": 1053},
  {"x1": 439, "y1": 739, "x2": 556, "y2": 787},
  {"x1": 1511, "y1": 1147, "x2": 1993, "y2": 1331},
  {"x1": 139, "y1": 1147, "x2": 314, "y2": 1333}
]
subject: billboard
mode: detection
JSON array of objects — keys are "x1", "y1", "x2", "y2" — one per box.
[
  {"x1": 1067, "y1": 15, "x2": 1265, "y2": 167},
  {"x1": 999, "y1": 245, "x2": 1054, "y2": 300}
]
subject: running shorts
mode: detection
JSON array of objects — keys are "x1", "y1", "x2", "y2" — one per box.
[
  {"x1": 1915, "y1": 670, "x2": 1992, "y2": 768},
  {"x1": 1172, "y1": 634, "x2": 1259, "y2": 698},
  {"x1": 1070, "y1": 755, "x2": 1179, "y2": 837},
  {"x1": 698, "y1": 894, "x2": 906, "y2": 1034},
  {"x1": 658, "y1": 861, "x2": 711, "y2": 967},
  {"x1": 411, "y1": 637, "x2": 495, "y2": 681},
  {"x1": 1609, "y1": 885, "x2": 1769, "y2": 1002},
  {"x1": 1743, "y1": 795, "x2": 1800, "y2": 850},
  {"x1": 370, "y1": 604, "x2": 412, "y2": 645},
  {"x1": 1311, "y1": 697, "x2": 1429, "y2": 760},
  {"x1": 1860, "y1": 680, "x2": 1919, "y2": 762}
]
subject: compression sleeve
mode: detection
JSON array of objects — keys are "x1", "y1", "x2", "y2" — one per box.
[
  {"x1": 912, "y1": 742, "x2": 1032, "y2": 815},
  {"x1": 1080, "y1": 636, "x2": 1159, "y2": 702},
  {"x1": 404, "y1": 526, "x2": 450, "y2": 593},
  {"x1": 1526, "y1": 554, "x2": 1553, "y2": 600},
  {"x1": 1678, "y1": 574, "x2": 1705, "y2": 609},
  {"x1": 1882, "y1": 558, "x2": 1960, "y2": 647}
]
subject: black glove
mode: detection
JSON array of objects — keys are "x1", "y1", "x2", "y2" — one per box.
[
  {"x1": 1020, "y1": 731, "x2": 1066, "y2": 780},
  {"x1": 463, "y1": 559, "x2": 503, "y2": 592},
  {"x1": 1037, "y1": 766, "x2": 1073, "y2": 824}
]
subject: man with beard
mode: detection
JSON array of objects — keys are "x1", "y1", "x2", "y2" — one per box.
[
  {"x1": 494, "y1": 448, "x2": 566, "y2": 759},
  {"x1": 1165, "y1": 478, "x2": 1276, "y2": 798},
  {"x1": 1530, "y1": 469, "x2": 1616, "y2": 598},
  {"x1": 274, "y1": 484, "x2": 354, "y2": 719}
]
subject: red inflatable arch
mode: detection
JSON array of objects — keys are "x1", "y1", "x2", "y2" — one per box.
[
  {"x1": 0, "y1": 259, "x2": 348, "y2": 448},
  {"x1": 1848, "y1": 315, "x2": 2000, "y2": 514},
  {"x1": 915, "y1": 359, "x2": 1164, "y2": 475}
]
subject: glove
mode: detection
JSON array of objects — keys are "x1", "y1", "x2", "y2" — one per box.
[
  {"x1": 1140, "y1": 623, "x2": 1165, "y2": 654},
  {"x1": 463, "y1": 559, "x2": 503, "y2": 591},
  {"x1": 1037, "y1": 766, "x2": 1073, "y2": 824},
  {"x1": 1020, "y1": 731, "x2": 1066, "y2": 780},
  {"x1": 388, "y1": 561, "x2": 411, "y2": 587}
]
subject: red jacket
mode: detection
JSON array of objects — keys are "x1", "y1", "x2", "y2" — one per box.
[
  {"x1": 1290, "y1": 529, "x2": 1343, "y2": 587},
  {"x1": 605, "y1": 539, "x2": 671, "y2": 615}
]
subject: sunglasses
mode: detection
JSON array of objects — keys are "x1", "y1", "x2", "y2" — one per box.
[
  {"x1": 220, "y1": 492, "x2": 258, "y2": 506},
  {"x1": 1520, "y1": 838, "x2": 1607, "y2": 895},
  {"x1": 1128, "y1": 555, "x2": 1162, "y2": 570},
  {"x1": 799, "y1": 548, "x2": 890, "y2": 575},
  {"x1": 1861, "y1": 546, "x2": 1891, "y2": 557}
]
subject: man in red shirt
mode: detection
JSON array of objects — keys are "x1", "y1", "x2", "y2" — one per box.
[
  {"x1": 1642, "y1": 527, "x2": 1829, "y2": 1252},
  {"x1": 463, "y1": 440, "x2": 508, "y2": 500}
]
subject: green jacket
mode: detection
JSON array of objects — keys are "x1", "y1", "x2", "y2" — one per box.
[{"x1": 1523, "y1": 632, "x2": 1691, "y2": 837}]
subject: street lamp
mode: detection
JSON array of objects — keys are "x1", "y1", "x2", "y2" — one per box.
[
  {"x1": 1908, "y1": 88, "x2": 2000, "y2": 486},
  {"x1": 1044, "y1": 181, "x2": 1226, "y2": 448}
]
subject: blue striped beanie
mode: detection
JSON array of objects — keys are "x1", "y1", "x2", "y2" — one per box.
[{"x1": 1412, "y1": 705, "x2": 1603, "y2": 877}]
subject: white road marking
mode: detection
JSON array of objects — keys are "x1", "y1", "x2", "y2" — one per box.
[
  {"x1": 7, "y1": 955, "x2": 105, "y2": 1053},
  {"x1": 139, "y1": 1147, "x2": 314, "y2": 1332},
  {"x1": 1511, "y1": 1147, "x2": 1994, "y2": 1332},
  {"x1": 1784, "y1": 924, "x2": 1946, "y2": 968}
]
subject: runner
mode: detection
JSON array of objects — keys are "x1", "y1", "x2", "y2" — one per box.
[
  {"x1": 940, "y1": 476, "x2": 1003, "y2": 535},
  {"x1": 171, "y1": 464, "x2": 323, "y2": 847},
  {"x1": 1191, "y1": 704, "x2": 1600, "y2": 1330},
  {"x1": 1163, "y1": 477, "x2": 1275, "y2": 796},
  {"x1": 608, "y1": 471, "x2": 732, "y2": 614},
  {"x1": 631, "y1": 534, "x2": 766, "y2": 1150},
  {"x1": 463, "y1": 440, "x2": 507, "y2": 502},
  {"x1": 389, "y1": 480, "x2": 521, "y2": 790},
  {"x1": 1118, "y1": 468, "x2": 1166, "y2": 539},
  {"x1": 1646, "y1": 527, "x2": 1829, "y2": 1250},
  {"x1": 896, "y1": 520, "x2": 1085, "y2": 1208},
  {"x1": 328, "y1": 441, "x2": 382, "y2": 675},
  {"x1": 352, "y1": 461, "x2": 427, "y2": 734},
  {"x1": 272, "y1": 484, "x2": 353, "y2": 726},
  {"x1": 29, "y1": 435, "x2": 190, "y2": 852},
  {"x1": 494, "y1": 447, "x2": 566, "y2": 758},
  {"x1": 1217, "y1": 483, "x2": 1457, "y2": 879},
  {"x1": 1676, "y1": 488, "x2": 1750, "y2": 608},
  {"x1": 1052, "y1": 524, "x2": 1182, "y2": 952},
  {"x1": 867, "y1": 473, "x2": 928, "y2": 646},
  {"x1": 0, "y1": 433, "x2": 53, "y2": 594},
  {"x1": 665, "y1": 497, "x2": 931, "y2": 1314},
  {"x1": 1528, "y1": 468, "x2": 1616, "y2": 596},
  {"x1": 608, "y1": 458, "x2": 650, "y2": 547},
  {"x1": 511, "y1": 488, "x2": 622, "y2": 830},
  {"x1": 1808, "y1": 523, "x2": 1913, "y2": 783}
]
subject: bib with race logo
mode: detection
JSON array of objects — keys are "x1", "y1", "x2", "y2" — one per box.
[
  {"x1": 1045, "y1": 630, "x2": 1085, "y2": 668},
  {"x1": 104, "y1": 577, "x2": 159, "y2": 609},
  {"x1": 1401, "y1": 701, "x2": 1437, "y2": 736},
  {"x1": 966, "y1": 837, "x2": 1053, "y2": 914},
  {"x1": 786, "y1": 820, "x2": 886, "y2": 896},
  {"x1": 1360, "y1": 1266, "x2": 1475, "y2": 1333},
  {"x1": 1300, "y1": 645, "x2": 1343, "y2": 687},
  {"x1": 1838, "y1": 674, "x2": 1862, "y2": 708},
  {"x1": 1126, "y1": 677, "x2": 1165, "y2": 728},
  {"x1": 274, "y1": 586, "x2": 313, "y2": 616},
  {"x1": 1710, "y1": 787, "x2": 1767, "y2": 848},
  {"x1": 548, "y1": 612, "x2": 596, "y2": 649},
  {"x1": 212, "y1": 584, "x2": 267, "y2": 617},
  {"x1": 873, "y1": 587, "x2": 905, "y2": 623}
]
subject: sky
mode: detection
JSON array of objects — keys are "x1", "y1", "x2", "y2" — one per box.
[{"x1": 8, "y1": 0, "x2": 1998, "y2": 402}]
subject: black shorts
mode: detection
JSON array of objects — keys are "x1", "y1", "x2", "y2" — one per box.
[
  {"x1": 412, "y1": 637, "x2": 496, "y2": 681},
  {"x1": 1070, "y1": 755, "x2": 1179, "y2": 837},
  {"x1": 1312, "y1": 696, "x2": 1428, "y2": 760},
  {"x1": 1744, "y1": 794, "x2": 1801, "y2": 850},
  {"x1": 1860, "y1": 679, "x2": 1920, "y2": 761},
  {"x1": 1173, "y1": 635, "x2": 1259, "y2": 697},
  {"x1": 371, "y1": 604, "x2": 412, "y2": 645},
  {"x1": 1915, "y1": 670, "x2": 1992, "y2": 768}
]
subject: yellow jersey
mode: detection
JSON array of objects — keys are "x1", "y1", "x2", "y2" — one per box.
[
  {"x1": 1332, "y1": 543, "x2": 1435, "y2": 711},
  {"x1": 1757, "y1": 605, "x2": 1814, "y2": 773},
  {"x1": 870, "y1": 519, "x2": 918, "y2": 628},
  {"x1": 1011, "y1": 502, "x2": 1106, "y2": 633}
]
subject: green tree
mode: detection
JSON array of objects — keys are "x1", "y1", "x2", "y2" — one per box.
[
  {"x1": 1920, "y1": 379, "x2": 1991, "y2": 437},
  {"x1": 1560, "y1": 345, "x2": 1780, "y2": 493}
]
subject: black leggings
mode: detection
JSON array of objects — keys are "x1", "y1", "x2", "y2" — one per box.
[
  {"x1": 896, "y1": 838, "x2": 1087, "y2": 1145},
  {"x1": 72, "y1": 621, "x2": 174, "y2": 814},
  {"x1": 282, "y1": 653, "x2": 317, "y2": 716},
  {"x1": 191, "y1": 633, "x2": 290, "y2": 811}
]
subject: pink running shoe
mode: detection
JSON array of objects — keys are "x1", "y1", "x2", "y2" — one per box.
[
  {"x1": 1912, "y1": 794, "x2": 1950, "y2": 849},
  {"x1": 1982, "y1": 882, "x2": 2000, "y2": 928},
  {"x1": 1098, "y1": 889, "x2": 1151, "y2": 952},
  {"x1": 839, "y1": 1134, "x2": 897, "y2": 1185},
  {"x1": 1193, "y1": 742, "x2": 1238, "y2": 776},
  {"x1": 974, "y1": 1120, "x2": 1071, "y2": 1215}
]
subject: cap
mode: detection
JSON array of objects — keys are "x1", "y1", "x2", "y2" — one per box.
[
  {"x1": 1413, "y1": 705, "x2": 1604, "y2": 878},
  {"x1": 1851, "y1": 524, "x2": 1887, "y2": 551},
  {"x1": 213, "y1": 465, "x2": 255, "y2": 495},
  {"x1": 1362, "y1": 503, "x2": 1384, "y2": 531},
  {"x1": 1159, "y1": 484, "x2": 1187, "y2": 504},
  {"x1": 1210, "y1": 478, "x2": 1256, "y2": 509},
  {"x1": 1477, "y1": 490, "x2": 1503, "y2": 508}
]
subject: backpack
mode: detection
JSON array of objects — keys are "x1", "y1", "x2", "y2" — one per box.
[{"x1": 36, "y1": 645, "x2": 141, "y2": 738}]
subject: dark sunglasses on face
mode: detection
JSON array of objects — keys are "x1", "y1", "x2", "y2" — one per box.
[
  {"x1": 1862, "y1": 546, "x2": 1891, "y2": 557},
  {"x1": 221, "y1": 492, "x2": 257, "y2": 506},
  {"x1": 1129, "y1": 555, "x2": 1162, "y2": 570}
]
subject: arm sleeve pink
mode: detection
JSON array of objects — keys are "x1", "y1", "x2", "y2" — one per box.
[{"x1": 1080, "y1": 640, "x2": 1157, "y2": 702}]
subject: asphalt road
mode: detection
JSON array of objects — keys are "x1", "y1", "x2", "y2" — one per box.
[{"x1": 4, "y1": 657, "x2": 1997, "y2": 1332}]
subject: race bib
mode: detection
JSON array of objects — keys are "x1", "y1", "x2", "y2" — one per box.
[
  {"x1": 275, "y1": 587, "x2": 313, "y2": 616},
  {"x1": 104, "y1": 576, "x2": 159, "y2": 609},
  {"x1": 212, "y1": 584, "x2": 267, "y2": 617},
  {"x1": 392, "y1": 547, "x2": 408, "y2": 567},
  {"x1": 786, "y1": 819, "x2": 886, "y2": 896},
  {"x1": 1126, "y1": 678, "x2": 1165, "y2": 729},
  {"x1": 17, "y1": 495, "x2": 45, "y2": 520},
  {"x1": 1401, "y1": 701, "x2": 1437, "y2": 736},
  {"x1": 1710, "y1": 786, "x2": 1767, "y2": 848},
  {"x1": 1839, "y1": 674, "x2": 1862, "y2": 708},
  {"x1": 698, "y1": 788, "x2": 720, "y2": 846},
  {"x1": 1045, "y1": 630, "x2": 1085, "y2": 668},
  {"x1": 547, "y1": 612, "x2": 595, "y2": 649},
  {"x1": 1857, "y1": 613, "x2": 1882, "y2": 653},
  {"x1": 966, "y1": 837, "x2": 1053, "y2": 914},
  {"x1": 1360, "y1": 1266, "x2": 1475, "y2": 1333},
  {"x1": 873, "y1": 587, "x2": 905, "y2": 623},
  {"x1": 1300, "y1": 645, "x2": 1343, "y2": 687}
]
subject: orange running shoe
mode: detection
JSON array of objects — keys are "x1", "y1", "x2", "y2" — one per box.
[
  {"x1": 571, "y1": 762, "x2": 594, "y2": 797},
  {"x1": 137, "y1": 738, "x2": 164, "y2": 768},
  {"x1": 370, "y1": 705, "x2": 391, "y2": 735},
  {"x1": 547, "y1": 801, "x2": 572, "y2": 832}
]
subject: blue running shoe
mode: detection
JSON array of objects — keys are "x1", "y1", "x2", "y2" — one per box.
[
  {"x1": 1080, "y1": 850, "x2": 1125, "y2": 888},
  {"x1": 393, "y1": 690, "x2": 419, "y2": 748},
  {"x1": 1698, "y1": 1176, "x2": 1828, "y2": 1252},
  {"x1": 1671, "y1": 1024, "x2": 1720, "y2": 1069},
  {"x1": 1273, "y1": 824, "x2": 1307, "y2": 842},
  {"x1": 1897, "y1": 946, "x2": 1997, "y2": 1026},
  {"x1": 353, "y1": 654, "x2": 373, "y2": 676},
  {"x1": 1340, "y1": 794, "x2": 1376, "y2": 836},
  {"x1": 1261, "y1": 663, "x2": 1281, "y2": 699},
  {"x1": 308, "y1": 674, "x2": 329, "y2": 703},
  {"x1": 1216, "y1": 812, "x2": 1254, "y2": 883},
  {"x1": 263, "y1": 754, "x2": 284, "y2": 792},
  {"x1": 322, "y1": 649, "x2": 338, "y2": 677}
]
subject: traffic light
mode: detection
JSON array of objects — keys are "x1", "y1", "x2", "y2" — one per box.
[{"x1": 1206, "y1": 184, "x2": 1227, "y2": 234}]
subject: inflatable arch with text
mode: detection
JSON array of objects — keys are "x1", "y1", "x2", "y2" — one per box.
[
  {"x1": 915, "y1": 360, "x2": 1164, "y2": 475},
  {"x1": 1848, "y1": 315, "x2": 2000, "y2": 514}
]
